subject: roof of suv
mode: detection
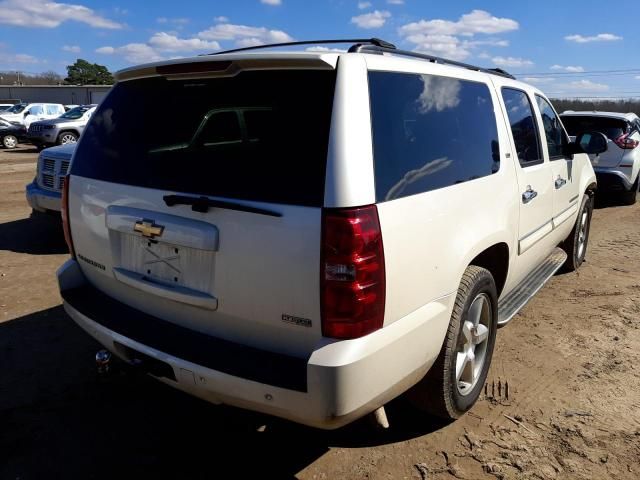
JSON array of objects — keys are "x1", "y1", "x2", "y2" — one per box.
[{"x1": 560, "y1": 111, "x2": 639, "y2": 122}]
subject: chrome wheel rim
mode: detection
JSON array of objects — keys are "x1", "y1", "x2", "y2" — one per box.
[
  {"x1": 60, "y1": 134, "x2": 77, "y2": 144},
  {"x1": 4, "y1": 135, "x2": 16, "y2": 148},
  {"x1": 577, "y1": 209, "x2": 588, "y2": 259},
  {"x1": 456, "y1": 293, "x2": 492, "y2": 396}
]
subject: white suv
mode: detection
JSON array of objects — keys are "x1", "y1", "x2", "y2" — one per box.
[
  {"x1": 561, "y1": 111, "x2": 640, "y2": 205},
  {"x1": 57, "y1": 39, "x2": 604, "y2": 429},
  {"x1": 0, "y1": 102, "x2": 65, "y2": 128}
]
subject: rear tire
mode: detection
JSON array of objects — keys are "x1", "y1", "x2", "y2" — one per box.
[
  {"x1": 407, "y1": 266, "x2": 498, "y2": 420},
  {"x1": 621, "y1": 175, "x2": 638, "y2": 206},
  {"x1": 2, "y1": 134, "x2": 18, "y2": 148},
  {"x1": 560, "y1": 194, "x2": 592, "y2": 272}
]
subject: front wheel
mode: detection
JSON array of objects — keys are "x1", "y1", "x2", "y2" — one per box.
[
  {"x1": 407, "y1": 266, "x2": 498, "y2": 420},
  {"x1": 57, "y1": 131, "x2": 78, "y2": 145},
  {"x1": 2, "y1": 134, "x2": 18, "y2": 148},
  {"x1": 561, "y1": 194, "x2": 593, "y2": 272}
]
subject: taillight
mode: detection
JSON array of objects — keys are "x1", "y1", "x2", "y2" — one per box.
[
  {"x1": 321, "y1": 205, "x2": 385, "y2": 339},
  {"x1": 61, "y1": 175, "x2": 76, "y2": 258},
  {"x1": 614, "y1": 133, "x2": 639, "y2": 150}
]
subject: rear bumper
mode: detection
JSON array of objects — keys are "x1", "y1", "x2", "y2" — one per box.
[
  {"x1": 26, "y1": 181, "x2": 61, "y2": 212},
  {"x1": 593, "y1": 168, "x2": 635, "y2": 191},
  {"x1": 57, "y1": 259, "x2": 451, "y2": 429}
]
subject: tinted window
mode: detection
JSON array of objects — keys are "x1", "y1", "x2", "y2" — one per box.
[
  {"x1": 561, "y1": 115, "x2": 628, "y2": 141},
  {"x1": 501, "y1": 88, "x2": 542, "y2": 166},
  {"x1": 536, "y1": 95, "x2": 565, "y2": 158},
  {"x1": 369, "y1": 72, "x2": 499, "y2": 202},
  {"x1": 61, "y1": 106, "x2": 91, "y2": 119},
  {"x1": 72, "y1": 70, "x2": 336, "y2": 207}
]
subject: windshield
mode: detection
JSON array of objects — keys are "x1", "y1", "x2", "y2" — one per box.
[
  {"x1": 60, "y1": 106, "x2": 91, "y2": 120},
  {"x1": 72, "y1": 69, "x2": 336, "y2": 207},
  {"x1": 5, "y1": 104, "x2": 26, "y2": 114}
]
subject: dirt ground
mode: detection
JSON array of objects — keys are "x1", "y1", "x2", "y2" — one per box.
[{"x1": 1, "y1": 145, "x2": 639, "y2": 480}]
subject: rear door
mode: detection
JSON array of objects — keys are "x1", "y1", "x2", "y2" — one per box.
[
  {"x1": 499, "y1": 87, "x2": 553, "y2": 257},
  {"x1": 68, "y1": 66, "x2": 337, "y2": 358},
  {"x1": 535, "y1": 95, "x2": 580, "y2": 232}
]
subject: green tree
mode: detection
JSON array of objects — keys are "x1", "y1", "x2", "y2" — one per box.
[{"x1": 65, "y1": 59, "x2": 114, "y2": 85}]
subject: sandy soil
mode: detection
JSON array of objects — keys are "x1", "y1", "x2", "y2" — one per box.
[{"x1": 1, "y1": 146, "x2": 639, "y2": 479}]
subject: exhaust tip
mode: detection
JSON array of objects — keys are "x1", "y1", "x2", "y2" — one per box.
[{"x1": 95, "y1": 349, "x2": 112, "y2": 374}]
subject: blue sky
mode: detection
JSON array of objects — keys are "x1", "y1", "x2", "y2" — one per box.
[{"x1": 0, "y1": 0, "x2": 639, "y2": 97}]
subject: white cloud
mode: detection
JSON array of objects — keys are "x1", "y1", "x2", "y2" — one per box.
[
  {"x1": 197, "y1": 23, "x2": 293, "y2": 46},
  {"x1": 550, "y1": 64, "x2": 584, "y2": 72},
  {"x1": 566, "y1": 79, "x2": 609, "y2": 91},
  {"x1": 399, "y1": 10, "x2": 517, "y2": 61},
  {"x1": 635, "y1": 75, "x2": 640, "y2": 80},
  {"x1": 351, "y1": 10, "x2": 391, "y2": 29},
  {"x1": 157, "y1": 17, "x2": 189, "y2": 25},
  {"x1": 477, "y1": 52, "x2": 490, "y2": 59},
  {"x1": 214, "y1": 16, "x2": 228, "y2": 22},
  {"x1": 565, "y1": 33, "x2": 622, "y2": 43},
  {"x1": 261, "y1": 0, "x2": 281, "y2": 5},
  {"x1": 387, "y1": 0, "x2": 404, "y2": 4},
  {"x1": 522, "y1": 77, "x2": 555, "y2": 84},
  {"x1": 0, "y1": 51, "x2": 39, "y2": 67},
  {"x1": 357, "y1": 1, "x2": 371, "y2": 8},
  {"x1": 149, "y1": 32, "x2": 219, "y2": 52},
  {"x1": 305, "y1": 46, "x2": 346, "y2": 52},
  {"x1": 96, "y1": 31, "x2": 221, "y2": 64},
  {"x1": 399, "y1": 10, "x2": 518, "y2": 37},
  {"x1": 62, "y1": 45, "x2": 81, "y2": 53},
  {"x1": 492, "y1": 56, "x2": 533, "y2": 68},
  {"x1": 0, "y1": 0, "x2": 123, "y2": 29}
]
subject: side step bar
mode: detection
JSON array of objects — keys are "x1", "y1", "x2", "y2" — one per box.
[{"x1": 498, "y1": 247, "x2": 567, "y2": 326}]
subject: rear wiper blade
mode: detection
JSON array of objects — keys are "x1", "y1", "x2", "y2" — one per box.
[{"x1": 163, "y1": 194, "x2": 282, "y2": 218}]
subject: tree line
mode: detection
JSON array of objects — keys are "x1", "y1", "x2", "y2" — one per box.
[
  {"x1": 551, "y1": 98, "x2": 640, "y2": 115},
  {"x1": 0, "y1": 59, "x2": 114, "y2": 86}
]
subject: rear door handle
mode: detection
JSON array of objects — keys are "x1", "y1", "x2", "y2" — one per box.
[
  {"x1": 522, "y1": 186, "x2": 538, "y2": 204},
  {"x1": 555, "y1": 176, "x2": 567, "y2": 189}
]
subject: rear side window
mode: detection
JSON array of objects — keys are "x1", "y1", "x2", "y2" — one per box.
[
  {"x1": 535, "y1": 95, "x2": 566, "y2": 159},
  {"x1": 501, "y1": 88, "x2": 542, "y2": 166},
  {"x1": 369, "y1": 72, "x2": 499, "y2": 202},
  {"x1": 561, "y1": 115, "x2": 628, "y2": 141},
  {"x1": 72, "y1": 70, "x2": 336, "y2": 207}
]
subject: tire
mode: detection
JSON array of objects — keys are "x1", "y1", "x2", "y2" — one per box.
[
  {"x1": 407, "y1": 266, "x2": 498, "y2": 420},
  {"x1": 620, "y1": 175, "x2": 638, "y2": 206},
  {"x1": 560, "y1": 194, "x2": 593, "y2": 272},
  {"x1": 2, "y1": 134, "x2": 18, "y2": 149},
  {"x1": 57, "y1": 131, "x2": 78, "y2": 145}
]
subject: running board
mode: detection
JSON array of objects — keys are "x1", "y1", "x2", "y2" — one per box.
[{"x1": 498, "y1": 248, "x2": 567, "y2": 326}]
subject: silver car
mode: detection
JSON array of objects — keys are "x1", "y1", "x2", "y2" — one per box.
[
  {"x1": 26, "y1": 143, "x2": 76, "y2": 213},
  {"x1": 28, "y1": 105, "x2": 96, "y2": 148}
]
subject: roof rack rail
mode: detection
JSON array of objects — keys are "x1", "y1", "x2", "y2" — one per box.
[
  {"x1": 205, "y1": 38, "x2": 396, "y2": 56},
  {"x1": 351, "y1": 44, "x2": 515, "y2": 80},
  {"x1": 202, "y1": 38, "x2": 514, "y2": 80}
]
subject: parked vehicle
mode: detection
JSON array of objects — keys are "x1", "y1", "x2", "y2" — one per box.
[
  {"x1": 26, "y1": 143, "x2": 75, "y2": 213},
  {"x1": 0, "y1": 118, "x2": 27, "y2": 148},
  {"x1": 28, "y1": 105, "x2": 97, "y2": 148},
  {"x1": 561, "y1": 111, "x2": 640, "y2": 205},
  {"x1": 0, "y1": 104, "x2": 14, "y2": 112},
  {"x1": 0, "y1": 102, "x2": 65, "y2": 128},
  {"x1": 57, "y1": 39, "x2": 605, "y2": 429}
]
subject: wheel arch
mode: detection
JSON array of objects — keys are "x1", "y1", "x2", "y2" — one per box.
[{"x1": 468, "y1": 243, "x2": 510, "y2": 298}]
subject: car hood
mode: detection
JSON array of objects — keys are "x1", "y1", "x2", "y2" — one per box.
[
  {"x1": 31, "y1": 117, "x2": 79, "y2": 126},
  {"x1": 41, "y1": 142, "x2": 77, "y2": 159}
]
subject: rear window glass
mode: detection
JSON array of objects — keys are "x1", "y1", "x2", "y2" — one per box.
[
  {"x1": 561, "y1": 115, "x2": 628, "y2": 141},
  {"x1": 369, "y1": 71, "x2": 499, "y2": 202},
  {"x1": 71, "y1": 70, "x2": 336, "y2": 207}
]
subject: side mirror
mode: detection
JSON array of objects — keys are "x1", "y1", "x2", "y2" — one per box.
[{"x1": 576, "y1": 131, "x2": 608, "y2": 155}]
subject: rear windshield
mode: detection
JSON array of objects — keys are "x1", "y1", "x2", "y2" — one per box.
[
  {"x1": 561, "y1": 115, "x2": 628, "y2": 141},
  {"x1": 71, "y1": 70, "x2": 336, "y2": 207}
]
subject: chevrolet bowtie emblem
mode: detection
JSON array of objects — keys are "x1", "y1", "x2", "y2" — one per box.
[{"x1": 133, "y1": 219, "x2": 164, "y2": 239}]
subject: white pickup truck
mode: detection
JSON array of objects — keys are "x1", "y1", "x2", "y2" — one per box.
[{"x1": 56, "y1": 39, "x2": 606, "y2": 429}]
